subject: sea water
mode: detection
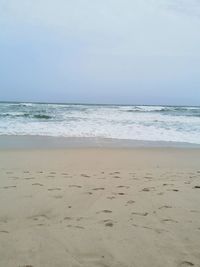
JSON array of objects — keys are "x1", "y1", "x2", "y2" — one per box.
[{"x1": 0, "y1": 102, "x2": 200, "y2": 144}]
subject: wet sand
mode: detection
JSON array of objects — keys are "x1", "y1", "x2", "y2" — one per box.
[{"x1": 0, "y1": 148, "x2": 200, "y2": 267}]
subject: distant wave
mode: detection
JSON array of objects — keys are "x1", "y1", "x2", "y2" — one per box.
[{"x1": 124, "y1": 106, "x2": 200, "y2": 117}]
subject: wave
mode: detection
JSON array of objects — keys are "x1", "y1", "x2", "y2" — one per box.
[
  {"x1": 0, "y1": 113, "x2": 52, "y2": 120},
  {"x1": 33, "y1": 114, "x2": 52, "y2": 119},
  {"x1": 124, "y1": 106, "x2": 200, "y2": 117}
]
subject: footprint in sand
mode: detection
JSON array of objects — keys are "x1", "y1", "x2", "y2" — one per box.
[
  {"x1": 29, "y1": 214, "x2": 49, "y2": 221},
  {"x1": 132, "y1": 223, "x2": 139, "y2": 227},
  {"x1": 107, "y1": 196, "x2": 115, "y2": 200},
  {"x1": 132, "y1": 212, "x2": 148, "y2": 216},
  {"x1": 163, "y1": 183, "x2": 174, "y2": 186},
  {"x1": 81, "y1": 174, "x2": 90, "y2": 178},
  {"x1": 113, "y1": 176, "x2": 121, "y2": 179},
  {"x1": 154, "y1": 228, "x2": 168, "y2": 234},
  {"x1": 9, "y1": 176, "x2": 19, "y2": 180},
  {"x1": 75, "y1": 225, "x2": 85, "y2": 229},
  {"x1": 92, "y1": 187, "x2": 105, "y2": 191},
  {"x1": 117, "y1": 185, "x2": 129, "y2": 189},
  {"x1": 85, "y1": 192, "x2": 93, "y2": 195},
  {"x1": 142, "y1": 226, "x2": 153, "y2": 230},
  {"x1": 179, "y1": 261, "x2": 194, "y2": 266},
  {"x1": 69, "y1": 185, "x2": 82, "y2": 188},
  {"x1": 126, "y1": 200, "x2": 135, "y2": 205},
  {"x1": 136, "y1": 226, "x2": 168, "y2": 234},
  {"x1": 161, "y1": 218, "x2": 178, "y2": 223},
  {"x1": 157, "y1": 192, "x2": 164, "y2": 195},
  {"x1": 63, "y1": 216, "x2": 72, "y2": 221},
  {"x1": 37, "y1": 223, "x2": 45, "y2": 226},
  {"x1": 32, "y1": 183, "x2": 43, "y2": 186},
  {"x1": 2, "y1": 186, "x2": 16, "y2": 189},
  {"x1": 109, "y1": 172, "x2": 114, "y2": 175},
  {"x1": 53, "y1": 195, "x2": 63, "y2": 199},
  {"x1": 190, "y1": 210, "x2": 200, "y2": 213},
  {"x1": 144, "y1": 176, "x2": 153, "y2": 180},
  {"x1": 0, "y1": 230, "x2": 9, "y2": 234},
  {"x1": 143, "y1": 187, "x2": 155, "y2": 192},
  {"x1": 112, "y1": 192, "x2": 125, "y2": 196},
  {"x1": 105, "y1": 222, "x2": 114, "y2": 227},
  {"x1": 67, "y1": 225, "x2": 85, "y2": 229},
  {"x1": 158, "y1": 205, "x2": 172, "y2": 210},
  {"x1": 97, "y1": 210, "x2": 112, "y2": 214},
  {"x1": 167, "y1": 189, "x2": 179, "y2": 192},
  {"x1": 141, "y1": 188, "x2": 151, "y2": 192},
  {"x1": 48, "y1": 188, "x2": 61, "y2": 191},
  {"x1": 100, "y1": 219, "x2": 114, "y2": 227},
  {"x1": 76, "y1": 217, "x2": 84, "y2": 222}
]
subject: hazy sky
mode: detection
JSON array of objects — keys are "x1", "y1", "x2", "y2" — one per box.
[{"x1": 0, "y1": 0, "x2": 200, "y2": 105}]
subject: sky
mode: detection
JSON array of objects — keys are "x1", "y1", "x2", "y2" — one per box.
[{"x1": 0, "y1": 0, "x2": 200, "y2": 105}]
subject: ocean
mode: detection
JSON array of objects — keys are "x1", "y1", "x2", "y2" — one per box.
[{"x1": 0, "y1": 102, "x2": 200, "y2": 144}]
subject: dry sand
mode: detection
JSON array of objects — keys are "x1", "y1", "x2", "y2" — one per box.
[{"x1": 0, "y1": 148, "x2": 200, "y2": 267}]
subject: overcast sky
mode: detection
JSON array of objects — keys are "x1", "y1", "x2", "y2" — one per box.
[{"x1": 0, "y1": 0, "x2": 200, "y2": 105}]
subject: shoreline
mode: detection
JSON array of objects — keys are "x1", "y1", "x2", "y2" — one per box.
[{"x1": 0, "y1": 135, "x2": 200, "y2": 150}]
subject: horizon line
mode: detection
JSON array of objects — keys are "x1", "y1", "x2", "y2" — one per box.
[{"x1": 0, "y1": 100, "x2": 199, "y2": 108}]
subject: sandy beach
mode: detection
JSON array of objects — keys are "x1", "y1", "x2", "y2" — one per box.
[{"x1": 0, "y1": 145, "x2": 200, "y2": 267}]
